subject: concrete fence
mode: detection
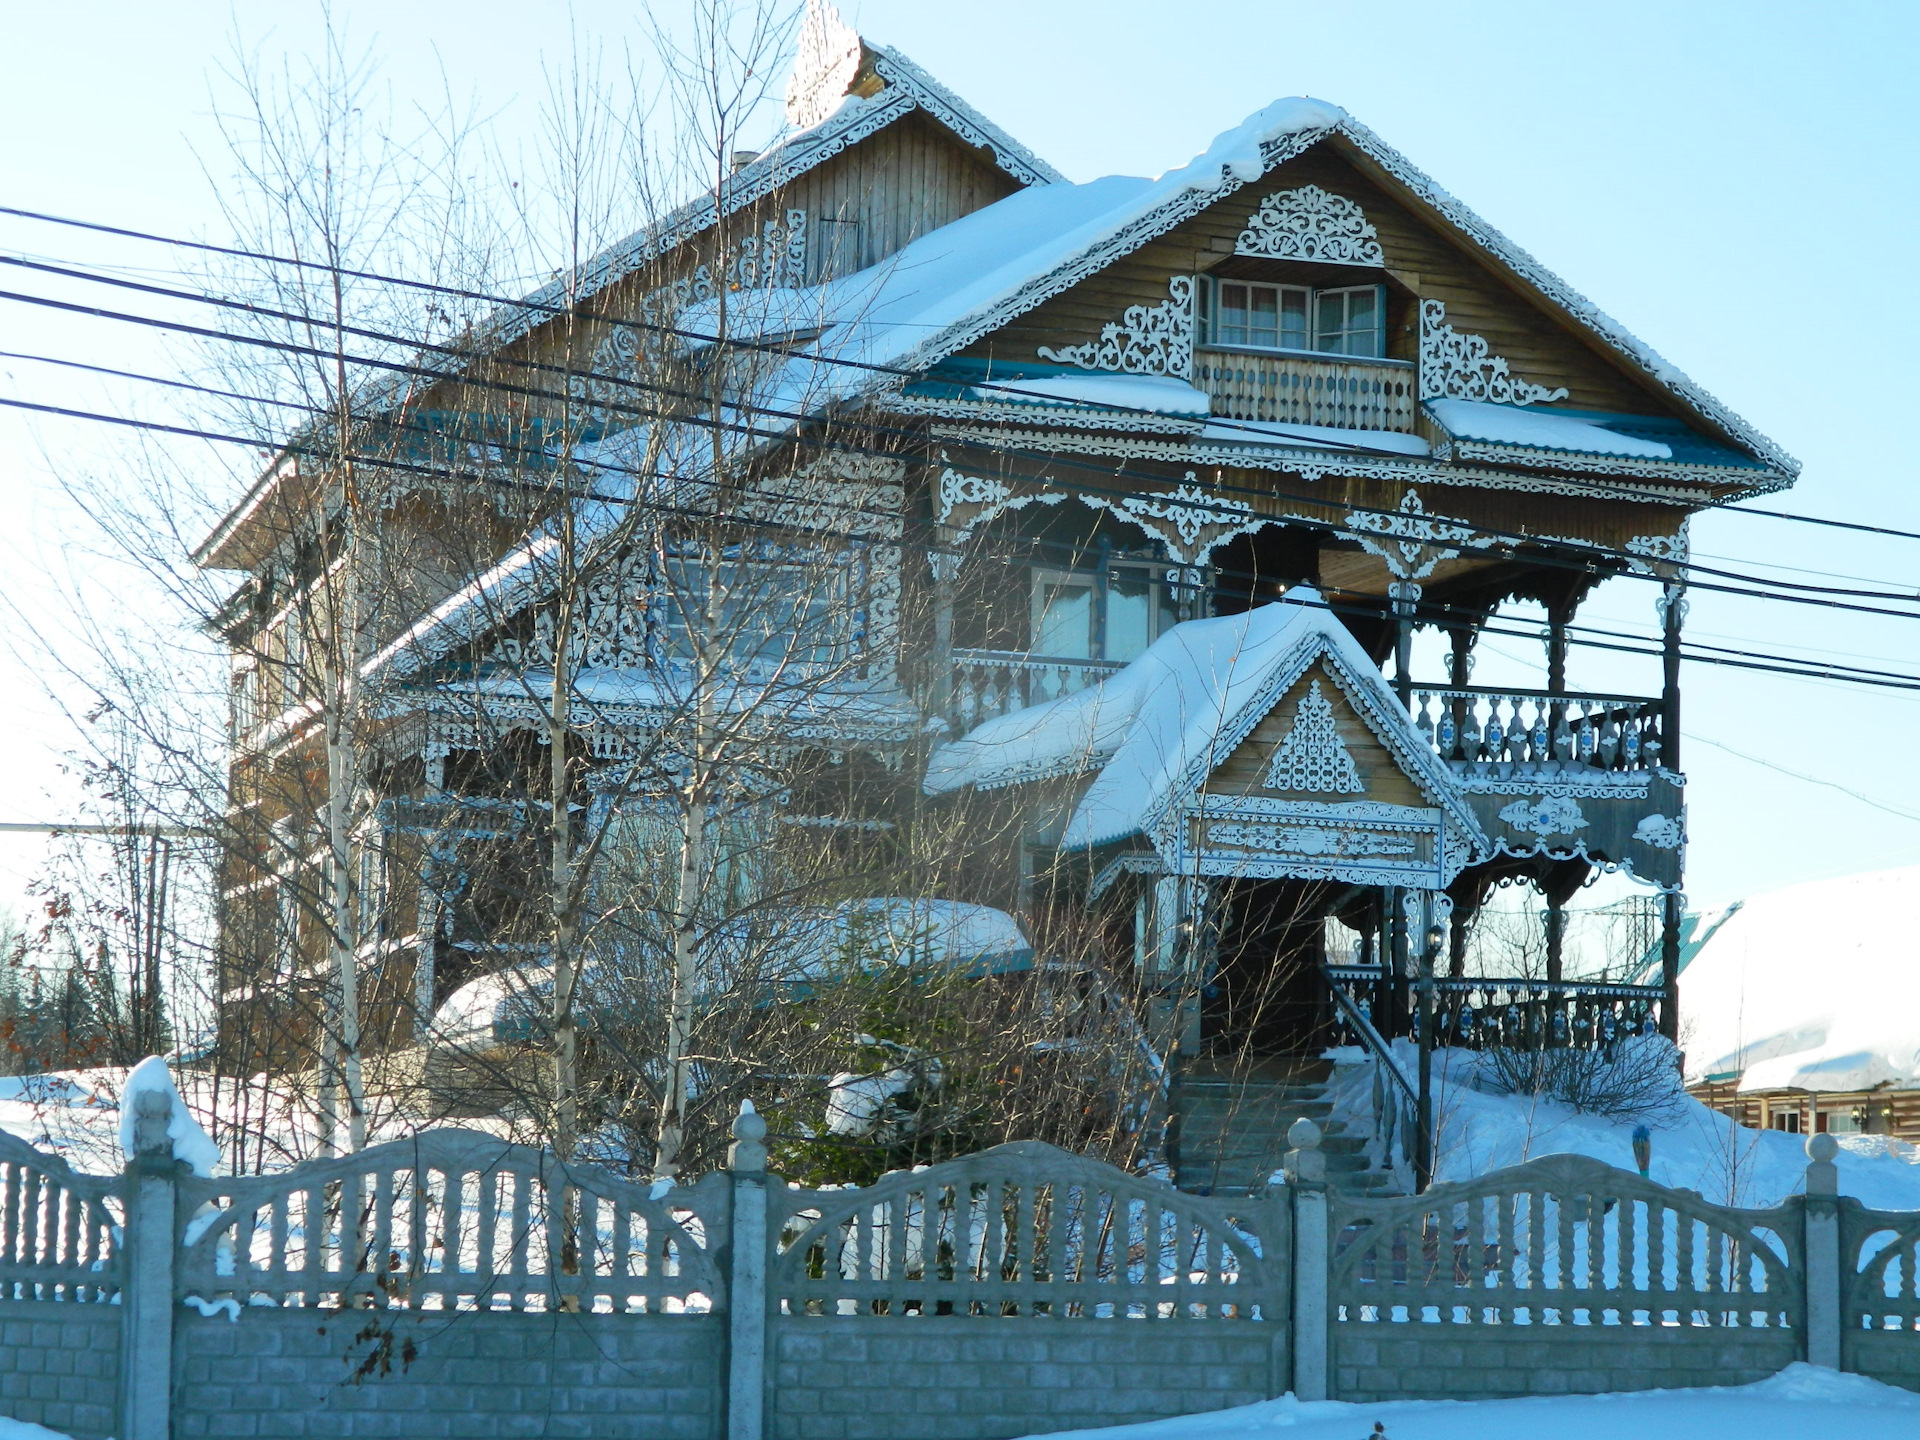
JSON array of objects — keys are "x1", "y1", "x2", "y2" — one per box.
[{"x1": 0, "y1": 1093, "x2": 1914, "y2": 1440}]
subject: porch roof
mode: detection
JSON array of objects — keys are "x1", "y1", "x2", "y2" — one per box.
[{"x1": 924, "y1": 588, "x2": 1484, "y2": 853}]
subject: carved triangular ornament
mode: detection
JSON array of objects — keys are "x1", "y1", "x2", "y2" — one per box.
[{"x1": 1264, "y1": 680, "x2": 1364, "y2": 794}]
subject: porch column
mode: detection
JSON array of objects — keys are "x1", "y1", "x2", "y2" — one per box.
[
  {"x1": 930, "y1": 548, "x2": 958, "y2": 722},
  {"x1": 1544, "y1": 895, "x2": 1566, "y2": 985},
  {"x1": 1390, "y1": 581, "x2": 1420, "y2": 709},
  {"x1": 1658, "y1": 579, "x2": 1687, "y2": 1040}
]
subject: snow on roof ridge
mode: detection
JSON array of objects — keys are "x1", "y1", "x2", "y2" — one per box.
[
  {"x1": 1329, "y1": 115, "x2": 1795, "y2": 476},
  {"x1": 802, "y1": 98, "x2": 1790, "y2": 479}
]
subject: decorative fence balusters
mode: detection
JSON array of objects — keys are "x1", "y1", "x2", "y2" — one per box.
[
  {"x1": 1844, "y1": 1208, "x2": 1920, "y2": 1335},
  {"x1": 175, "y1": 1130, "x2": 724, "y2": 1314},
  {"x1": 1192, "y1": 353, "x2": 1418, "y2": 433},
  {"x1": 1410, "y1": 687, "x2": 1664, "y2": 777},
  {"x1": 771, "y1": 1140, "x2": 1287, "y2": 1321},
  {"x1": 948, "y1": 650, "x2": 1124, "y2": 730},
  {"x1": 0, "y1": 1131, "x2": 121, "y2": 1303},
  {"x1": 1329, "y1": 1154, "x2": 1801, "y2": 1333}
]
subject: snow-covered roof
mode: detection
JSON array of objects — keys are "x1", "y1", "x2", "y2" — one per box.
[
  {"x1": 702, "y1": 95, "x2": 1791, "y2": 478},
  {"x1": 924, "y1": 588, "x2": 1483, "y2": 852},
  {"x1": 489, "y1": 29, "x2": 1061, "y2": 362},
  {"x1": 1427, "y1": 399, "x2": 1767, "y2": 471},
  {"x1": 429, "y1": 898, "x2": 1032, "y2": 1047},
  {"x1": 1682, "y1": 864, "x2": 1920, "y2": 1094}
]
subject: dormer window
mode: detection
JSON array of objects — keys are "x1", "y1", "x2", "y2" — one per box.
[{"x1": 1200, "y1": 278, "x2": 1386, "y2": 359}]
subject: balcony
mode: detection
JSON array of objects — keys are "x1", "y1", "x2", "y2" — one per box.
[
  {"x1": 1192, "y1": 349, "x2": 1418, "y2": 433},
  {"x1": 948, "y1": 649, "x2": 1123, "y2": 731},
  {"x1": 1408, "y1": 685, "x2": 1666, "y2": 780}
]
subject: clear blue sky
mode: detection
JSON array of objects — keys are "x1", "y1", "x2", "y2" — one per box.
[{"x1": 1, "y1": 0, "x2": 1916, "y2": 912}]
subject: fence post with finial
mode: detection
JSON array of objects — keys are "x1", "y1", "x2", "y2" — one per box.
[
  {"x1": 1282, "y1": 1116, "x2": 1329, "y2": 1401},
  {"x1": 120, "y1": 1075, "x2": 181, "y2": 1440},
  {"x1": 727, "y1": 1100, "x2": 770, "y2": 1440},
  {"x1": 1803, "y1": 1132, "x2": 1841, "y2": 1369}
]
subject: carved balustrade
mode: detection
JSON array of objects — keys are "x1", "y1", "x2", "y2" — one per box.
[
  {"x1": 1193, "y1": 351, "x2": 1418, "y2": 433},
  {"x1": 1409, "y1": 686, "x2": 1665, "y2": 778},
  {"x1": 948, "y1": 648, "x2": 1123, "y2": 730},
  {"x1": 1325, "y1": 966, "x2": 1665, "y2": 1053}
]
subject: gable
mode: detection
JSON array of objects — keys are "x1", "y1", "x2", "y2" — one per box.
[
  {"x1": 958, "y1": 140, "x2": 1680, "y2": 422},
  {"x1": 770, "y1": 109, "x2": 1025, "y2": 278},
  {"x1": 1205, "y1": 664, "x2": 1428, "y2": 809}
]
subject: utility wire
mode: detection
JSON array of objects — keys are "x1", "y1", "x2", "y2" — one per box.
[
  {"x1": 12, "y1": 387, "x2": 1920, "y2": 695},
  {"x1": 6, "y1": 277, "x2": 1914, "y2": 629}
]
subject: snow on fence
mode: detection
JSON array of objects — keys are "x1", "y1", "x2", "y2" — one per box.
[
  {"x1": 0, "y1": 1127, "x2": 121, "y2": 1303},
  {"x1": 772, "y1": 1139, "x2": 1286, "y2": 1320},
  {"x1": 1328, "y1": 1152, "x2": 1799, "y2": 1331},
  {"x1": 174, "y1": 1129, "x2": 725, "y2": 1313}
]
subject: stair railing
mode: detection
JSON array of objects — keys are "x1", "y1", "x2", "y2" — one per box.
[{"x1": 1321, "y1": 967, "x2": 1421, "y2": 1189}]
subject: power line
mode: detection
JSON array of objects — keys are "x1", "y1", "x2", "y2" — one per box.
[
  {"x1": 11, "y1": 272, "x2": 1917, "y2": 631},
  {"x1": 12, "y1": 387, "x2": 1920, "y2": 696},
  {"x1": 9, "y1": 228, "x2": 1920, "y2": 679}
]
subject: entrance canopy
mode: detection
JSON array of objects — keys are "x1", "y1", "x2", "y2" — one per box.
[{"x1": 925, "y1": 588, "x2": 1486, "y2": 887}]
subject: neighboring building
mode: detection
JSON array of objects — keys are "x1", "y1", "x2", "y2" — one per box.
[
  {"x1": 195, "y1": 1, "x2": 1796, "y2": 1180},
  {"x1": 1683, "y1": 866, "x2": 1920, "y2": 1142}
]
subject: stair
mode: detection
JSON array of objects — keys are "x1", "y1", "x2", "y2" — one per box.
[{"x1": 1170, "y1": 1058, "x2": 1400, "y2": 1198}]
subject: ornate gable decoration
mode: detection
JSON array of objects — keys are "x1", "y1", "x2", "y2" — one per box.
[
  {"x1": 1036, "y1": 276, "x2": 1195, "y2": 378},
  {"x1": 1419, "y1": 300, "x2": 1568, "y2": 408},
  {"x1": 1264, "y1": 680, "x2": 1365, "y2": 794},
  {"x1": 1235, "y1": 186, "x2": 1384, "y2": 266},
  {"x1": 786, "y1": 0, "x2": 866, "y2": 130}
]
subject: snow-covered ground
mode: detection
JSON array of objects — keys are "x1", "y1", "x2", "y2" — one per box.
[
  {"x1": 1032, "y1": 1365, "x2": 1918, "y2": 1440},
  {"x1": 1328, "y1": 1042, "x2": 1920, "y2": 1210},
  {"x1": 1681, "y1": 862, "x2": 1920, "y2": 1094}
]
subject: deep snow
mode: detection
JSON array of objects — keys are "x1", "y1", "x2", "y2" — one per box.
[
  {"x1": 1024, "y1": 1364, "x2": 1918, "y2": 1440},
  {"x1": 1328, "y1": 1041, "x2": 1920, "y2": 1210},
  {"x1": 1681, "y1": 862, "x2": 1920, "y2": 1094}
]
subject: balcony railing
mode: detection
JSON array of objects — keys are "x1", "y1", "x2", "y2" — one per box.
[
  {"x1": 1408, "y1": 686, "x2": 1665, "y2": 778},
  {"x1": 949, "y1": 649, "x2": 1123, "y2": 731},
  {"x1": 1192, "y1": 350, "x2": 1418, "y2": 433},
  {"x1": 1326, "y1": 966, "x2": 1666, "y2": 1053}
]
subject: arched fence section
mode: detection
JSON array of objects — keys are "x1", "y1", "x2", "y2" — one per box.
[
  {"x1": 0, "y1": 1128, "x2": 121, "y2": 1303},
  {"x1": 1332, "y1": 1154, "x2": 1798, "y2": 1328},
  {"x1": 0, "y1": 1082, "x2": 1916, "y2": 1440},
  {"x1": 1843, "y1": 1203, "x2": 1920, "y2": 1382},
  {"x1": 771, "y1": 1139, "x2": 1286, "y2": 1320},
  {"x1": 1324, "y1": 1153, "x2": 1806, "y2": 1401},
  {"x1": 175, "y1": 1128, "x2": 725, "y2": 1313}
]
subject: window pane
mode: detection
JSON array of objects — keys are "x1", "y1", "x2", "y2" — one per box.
[
  {"x1": 1218, "y1": 283, "x2": 1248, "y2": 346},
  {"x1": 1316, "y1": 286, "x2": 1385, "y2": 357},
  {"x1": 1281, "y1": 287, "x2": 1310, "y2": 350},
  {"x1": 1249, "y1": 285, "x2": 1279, "y2": 347},
  {"x1": 1033, "y1": 580, "x2": 1094, "y2": 658},
  {"x1": 1105, "y1": 577, "x2": 1165, "y2": 662}
]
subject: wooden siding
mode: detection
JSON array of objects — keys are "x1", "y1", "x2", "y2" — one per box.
[
  {"x1": 771, "y1": 109, "x2": 1022, "y2": 275},
  {"x1": 962, "y1": 140, "x2": 1683, "y2": 422},
  {"x1": 1206, "y1": 662, "x2": 1427, "y2": 809}
]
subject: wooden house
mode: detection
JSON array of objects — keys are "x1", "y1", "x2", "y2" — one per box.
[{"x1": 196, "y1": 1, "x2": 1795, "y2": 1184}]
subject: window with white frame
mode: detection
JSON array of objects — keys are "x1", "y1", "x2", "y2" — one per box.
[
  {"x1": 1029, "y1": 559, "x2": 1176, "y2": 665},
  {"x1": 1201, "y1": 278, "x2": 1387, "y2": 359}
]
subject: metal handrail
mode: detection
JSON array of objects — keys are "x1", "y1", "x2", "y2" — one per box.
[{"x1": 1322, "y1": 971, "x2": 1417, "y2": 1112}]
